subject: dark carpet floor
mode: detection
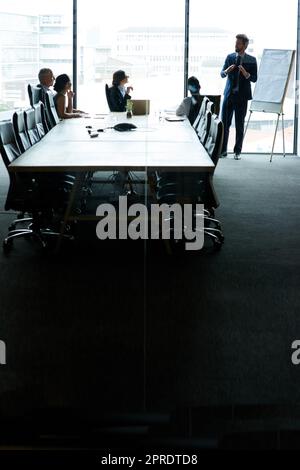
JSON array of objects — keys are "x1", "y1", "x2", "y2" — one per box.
[{"x1": 0, "y1": 154, "x2": 300, "y2": 422}]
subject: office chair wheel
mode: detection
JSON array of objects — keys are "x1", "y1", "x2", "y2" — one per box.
[{"x1": 3, "y1": 239, "x2": 13, "y2": 253}]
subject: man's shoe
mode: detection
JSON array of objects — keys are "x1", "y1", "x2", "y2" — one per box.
[
  {"x1": 220, "y1": 151, "x2": 227, "y2": 158},
  {"x1": 234, "y1": 153, "x2": 241, "y2": 160}
]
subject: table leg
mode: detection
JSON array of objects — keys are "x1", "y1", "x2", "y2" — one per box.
[
  {"x1": 55, "y1": 172, "x2": 85, "y2": 252},
  {"x1": 148, "y1": 172, "x2": 172, "y2": 255}
]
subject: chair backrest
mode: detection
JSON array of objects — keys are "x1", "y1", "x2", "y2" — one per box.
[
  {"x1": 193, "y1": 96, "x2": 210, "y2": 131},
  {"x1": 204, "y1": 114, "x2": 224, "y2": 165},
  {"x1": 0, "y1": 120, "x2": 21, "y2": 168},
  {"x1": 0, "y1": 120, "x2": 25, "y2": 211},
  {"x1": 206, "y1": 101, "x2": 215, "y2": 115},
  {"x1": 45, "y1": 90, "x2": 60, "y2": 128},
  {"x1": 197, "y1": 109, "x2": 212, "y2": 146},
  {"x1": 105, "y1": 84, "x2": 113, "y2": 111},
  {"x1": 12, "y1": 110, "x2": 31, "y2": 154},
  {"x1": 35, "y1": 102, "x2": 49, "y2": 138},
  {"x1": 24, "y1": 108, "x2": 41, "y2": 146},
  {"x1": 205, "y1": 95, "x2": 221, "y2": 116},
  {"x1": 28, "y1": 84, "x2": 42, "y2": 107}
]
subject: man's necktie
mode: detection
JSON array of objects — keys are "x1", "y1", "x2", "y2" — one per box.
[{"x1": 232, "y1": 55, "x2": 241, "y2": 93}]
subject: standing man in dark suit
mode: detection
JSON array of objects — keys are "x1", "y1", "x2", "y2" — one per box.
[{"x1": 220, "y1": 34, "x2": 257, "y2": 159}]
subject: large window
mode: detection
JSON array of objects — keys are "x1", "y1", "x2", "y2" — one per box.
[
  {"x1": 189, "y1": 0, "x2": 298, "y2": 153},
  {"x1": 0, "y1": 1, "x2": 72, "y2": 111},
  {"x1": 0, "y1": 0, "x2": 298, "y2": 153},
  {"x1": 77, "y1": 0, "x2": 185, "y2": 113}
]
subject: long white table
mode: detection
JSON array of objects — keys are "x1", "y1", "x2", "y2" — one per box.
[
  {"x1": 9, "y1": 113, "x2": 214, "y2": 173},
  {"x1": 8, "y1": 114, "x2": 215, "y2": 247}
]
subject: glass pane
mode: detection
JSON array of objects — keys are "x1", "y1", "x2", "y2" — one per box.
[
  {"x1": 0, "y1": 1, "x2": 72, "y2": 111},
  {"x1": 77, "y1": 0, "x2": 186, "y2": 413},
  {"x1": 77, "y1": 0, "x2": 185, "y2": 113},
  {"x1": 189, "y1": 0, "x2": 298, "y2": 153}
]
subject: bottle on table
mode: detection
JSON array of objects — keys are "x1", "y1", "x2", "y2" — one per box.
[{"x1": 126, "y1": 99, "x2": 133, "y2": 118}]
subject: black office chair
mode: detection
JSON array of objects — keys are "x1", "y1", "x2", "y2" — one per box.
[
  {"x1": 24, "y1": 108, "x2": 41, "y2": 146},
  {"x1": 0, "y1": 121, "x2": 31, "y2": 211},
  {"x1": 27, "y1": 84, "x2": 42, "y2": 107},
  {"x1": 27, "y1": 84, "x2": 49, "y2": 137},
  {"x1": 187, "y1": 114, "x2": 224, "y2": 211},
  {"x1": 12, "y1": 110, "x2": 31, "y2": 153},
  {"x1": 34, "y1": 102, "x2": 49, "y2": 138},
  {"x1": 9, "y1": 111, "x2": 37, "y2": 229},
  {"x1": 154, "y1": 183, "x2": 224, "y2": 250},
  {"x1": 105, "y1": 84, "x2": 113, "y2": 111},
  {"x1": 193, "y1": 96, "x2": 210, "y2": 132},
  {"x1": 199, "y1": 114, "x2": 224, "y2": 214},
  {"x1": 0, "y1": 121, "x2": 74, "y2": 252},
  {"x1": 197, "y1": 106, "x2": 213, "y2": 146},
  {"x1": 44, "y1": 91, "x2": 60, "y2": 129},
  {"x1": 189, "y1": 115, "x2": 225, "y2": 246},
  {"x1": 205, "y1": 94, "x2": 221, "y2": 116},
  {"x1": 204, "y1": 114, "x2": 224, "y2": 166}
]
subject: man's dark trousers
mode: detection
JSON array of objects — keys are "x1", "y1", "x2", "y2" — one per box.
[{"x1": 221, "y1": 93, "x2": 248, "y2": 155}]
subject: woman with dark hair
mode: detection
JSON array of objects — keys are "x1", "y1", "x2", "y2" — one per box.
[
  {"x1": 108, "y1": 70, "x2": 133, "y2": 112},
  {"x1": 53, "y1": 74, "x2": 85, "y2": 119},
  {"x1": 176, "y1": 76, "x2": 203, "y2": 124}
]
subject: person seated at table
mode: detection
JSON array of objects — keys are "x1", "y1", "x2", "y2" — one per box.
[
  {"x1": 108, "y1": 70, "x2": 133, "y2": 112},
  {"x1": 53, "y1": 74, "x2": 85, "y2": 119},
  {"x1": 37, "y1": 68, "x2": 56, "y2": 104},
  {"x1": 176, "y1": 76, "x2": 203, "y2": 125}
]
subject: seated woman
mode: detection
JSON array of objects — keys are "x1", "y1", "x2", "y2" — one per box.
[
  {"x1": 108, "y1": 70, "x2": 133, "y2": 112},
  {"x1": 176, "y1": 76, "x2": 203, "y2": 125},
  {"x1": 53, "y1": 74, "x2": 85, "y2": 119}
]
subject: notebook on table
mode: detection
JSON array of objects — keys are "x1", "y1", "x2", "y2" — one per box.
[{"x1": 165, "y1": 116, "x2": 186, "y2": 122}]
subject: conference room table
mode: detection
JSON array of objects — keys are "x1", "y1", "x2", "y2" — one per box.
[
  {"x1": 9, "y1": 113, "x2": 214, "y2": 172},
  {"x1": 8, "y1": 112, "x2": 215, "y2": 242}
]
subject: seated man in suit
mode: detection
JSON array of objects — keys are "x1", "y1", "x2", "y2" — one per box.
[
  {"x1": 220, "y1": 34, "x2": 257, "y2": 160},
  {"x1": 176, "y1": 76, "x2": 203, "y2": 125},
  {"x1": 108, "y1": 70, "x2": 133, "y2": 112},
  {"x1": 37, "y1": 68, "x2": 56, "y2": 104}
]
